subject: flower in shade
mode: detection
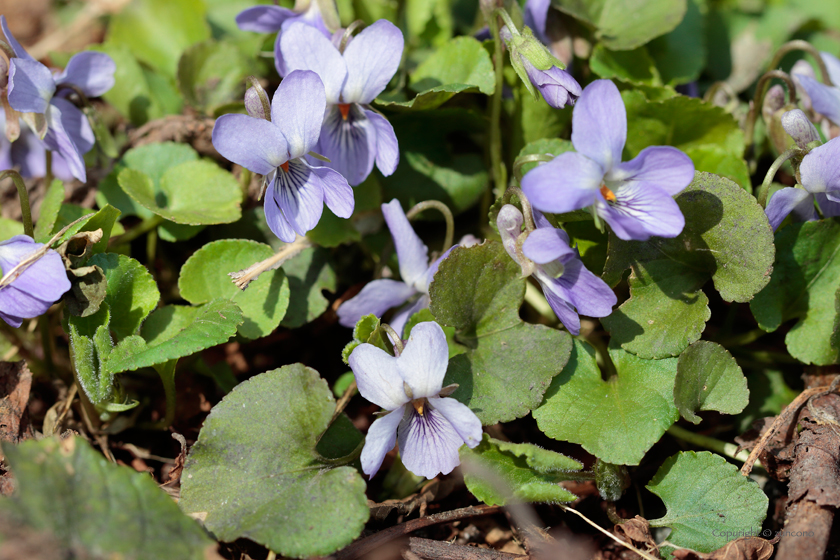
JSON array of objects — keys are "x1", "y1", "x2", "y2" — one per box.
[
  {"x1": 279, "y1": 20, "x2": 402, "y2": 186},
  {"x1": 521, "y1": 79, "x2": 695, "y2": 241},
  {"x1": 765, "y1": 136, "x2": 840, "y2": 230},
  {"x1": 236, "y1": 0, "x2": 335, "y2": 77},
  {"x1": 497, "y1": 204, "x2": 616, "y2": 335},
  {"x1": 337, "y1": 199, "x2": 453, "y2": 336},
  {"x1": 0, "y1": 235, "x2": 70, "y2": 327},
  {"x1": 212, "y1": 70, "x2": 354, "y2": 242},
  {"x1": 0, "y1": 110, "x2": 75, "y2": 180},
  {"x1": 793, "y1": 51, "x2": 840, "y2": 127},
  {"x1": 349, "y1": 321, "x2": 482, "y2": 479}
]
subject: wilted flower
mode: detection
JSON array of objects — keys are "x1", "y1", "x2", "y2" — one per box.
[
  {"x1": 0, "y1": 235, "x2": 70, "y2": 327},
  {"x1": 1, "y1": 16, "x2": 114, "y2": 182},
  {"x1": 337, "y1": 199, "x2": 452, "y2": 336},
  {"x1": 497, "y1": 204, "x2": 616, "y2": 335},
  {"x1": 793, "y1": 51, "x2": 840, "y2": 127},
  {"x1": 279, "y1": 20, "x2": 402, "y2": 186},
  {"x1": 765, "y1": 136, "x2": 840, "y2": 230},
  {"x1": 521, "y1": 79, "x2": 695, "y2": 241},
  {"x1": 213, "y1": 70, "x2": 354, "y2": 242},
  {"x1": 349, "y1": 321, "x2": 482, "y2": 479}
]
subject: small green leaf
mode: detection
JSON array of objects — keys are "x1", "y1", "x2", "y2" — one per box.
[
  {"x1": 34, "y1": 180, "x2": 64, "y2": 243},
  {"x1": 280, "y1": 247, "x2": 337, "y2": 328},
  {"x1": 430, "y1": 242, "x2": 572, "y2": 424},
  {"x1": 179, "y1": 364, "x2": 369, "y2": 558},
  {"x1": 533, "y1": 340, "x2": 679, "y2": 465},
  {"x1": 89, "y1": 253, "x2": 160, "y2": 341},
  {"x1": 590, "y1": 43, "x2": 662, "y2": 85},
  {"x1": 67, "y1": 305, "x2": 115, "y2": 406},
  {"x1": 178, "y1": 239, "x2": 290, "y2": 339},
  {"x1": 674, "y1": 341, "x2": 749, "y2": 424},
  {"x1": 404, "y1": 308, "x2": 467, "y2": 358},
  {"x1": 462, "y1": 434, "x2": 581, "y2": 506},
  {"x1": 106, "y1": 299, "x2": 243, "y2": 373},
  {"x1": 647, "y1": 451, "x2": 768, "y2": 552},
  {"x1": 0, "y1": 436, "x2": 214, "y2": 560},
  {"x1": 341, "y1": 314, "x2": 394, "y2": 365},
  {"x1": 177, "y1": 39, "x2": 256, "y2": 111}
]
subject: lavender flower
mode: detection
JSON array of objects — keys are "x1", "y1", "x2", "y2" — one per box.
[
  {"x1": 213, "y1": 70, "x2": 353, "y2": 243},
  {"x1": 521, "y1": 79, "x2": 695, "y2": 241},
  {"x1": 0, "y1": 110, "x2": 75, "y2": 180},
  {"x1": 279, "y1": 20, "x2": 402, "y2": 186},
  {"x1": 337, "y1": 199, "x2": 452, "y2": 336},
  {"x1": 349, "y1": 321, "x2": 482, "y2": 479},
  {"x1": 765, "y1": 136, "x2": 840, "y2": 230},
  {"x1": 2, "y1": 16, "x2": 114, "y2": 182},
  {"x1": 793, "y1": 51, "x2": 840, "y2": 127},
  {"x1": 497, "y1": 204, "x2": 616, "y2": 335},
  {"x1": 523, "y1": 0, "x2": 551, "y2": 46},
  {"x1": 0, "y1": 235, "x2": 70, "y2": 327}
]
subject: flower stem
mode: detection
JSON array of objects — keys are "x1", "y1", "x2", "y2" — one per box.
[
  {"x1": 380, "y1": 323, "x2": 404, "y2": 353},
  {"x1": 153, "y1": 359, "x2": 178, "y2": 429},
  {"x1": 524, "y1": 281, "x2": 554, "y2": 320},
  {"x1": 512, "y1": 154, "x2": 554, "y2": 184},
  {"x1": 0, "y1": 170, "x2": 34, "y2": 237},
  {"x1": 502, "y1": 186, "x2": 536, "y2": 231},
  {"x1": 744, "y1": 70, "x2": 798, "y2": 162},
  {"x1": 406, "y1": 200, "x2": 454, "y2": 253},
  {"x1": 756, "y1": 147, "x2": 800, "y2": 207},
  {"x1": 488, "y1": 11, "x2": 508, "y2": 197},
  {"x1": 45, "y1": 150, "x2": 53, "y2": 198},
  {"x1": 767, "y1": 39, "x2": 834, "y2": 86},
  {"x1": 109, "y1": 214, "x2": 164, "y2": 246},
  {"x1": 666, "y1": 425, "x2": 756, "y2": 465}
]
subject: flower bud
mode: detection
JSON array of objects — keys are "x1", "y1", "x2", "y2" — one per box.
[
  {"x1": 762, "y1": 84, "x2": 785, "y2": 124},
  {"x1": 244, "y1": 82, "x2": 270, "y2": 121},
  {"x1": 782, "y1": 109, "x2": 821, "y2": 149}
]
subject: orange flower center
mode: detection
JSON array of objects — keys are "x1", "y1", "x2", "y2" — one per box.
[
  {"x1": 412, "y1": 398, "x2": 426, "y2": 416},
  {"x1": 280, "y1": 161, "x2": 289, "y2": 173},
  {"x1": 600, "y1": 184, "x2": 616, "y2": 202},
  {"x1": 338, "y1": 103, "x2": 351, "y2": 120}
]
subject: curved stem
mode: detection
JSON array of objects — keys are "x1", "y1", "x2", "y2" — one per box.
[
  {"x1": 487, "y1": 11, "x2": 508, "y2": 196},
  {"x1": 492, "y1": 7, "x2": 518, "y2": 34},
  {"x1": 340, "y1": 20, "x2": 365, "y2": 53},
  {"x1": 503, "y1": 186, "x2": 536, "y2": 232},
  {"x1": 667, "y1": 425, "x2": 756, "y2": 465},
  {"x1": 744, "y1": 70, "x2": 798, "y2": 159},
  {"x1": 702, "y1": 81, "x2": 738, "y2": 111},
  {"x1": 406, "y1": 200, "x2": 454, "y2": 253},
  {"x1": 380, "y1": 323, "x2": 404, "y2": 353},
  {"x1": 0, "y1": 170, "x2": 33, "y2": 237},
  {"x1": 512, "y1": 154, "x2": 554, "y2": 184},
  {"x1": 767, "y1": 39, "x2": 834, "y2": 86},
  {"x1": 756, "y1": 147, "x2": 800, "y2": 207},
  {"x1": 45, "y1": 151, "x2": 53, "y2": 200}
]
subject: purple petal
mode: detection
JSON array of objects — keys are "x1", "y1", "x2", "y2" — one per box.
[
  {"x1": 520, "y1": 152, "x2": 602, "y2": 214},
  {"x1": 0, "y1": 236, "x2": 70, "y2": 326},
  {"x1": 360, "y1": 406, "x2": 404, "y2": 477},
  {"x1": 525, "y1": 63, "x2": 581, "y2": 109},
  {"x1": 398, "y1": 406, "x2": 464, "y2": 479},
  {"x1": 381, "y1": 199, "x2": 429, "y2": 288},
  {"x1": 795, "y1": 74, "x2": 840, "y2": 125},
  {"x1": 310, "y1": 165, "x2": 354, "y2": 218},
  {"x1": 821, "y1": 51, "x2": 840, "y2": 88},
  {"x1": 7, "y1": 122, "x2": 47, "y2": 178},
  {"x1": 817, "y1": 193, "x2": 840, "y2": 218},
  {"x1": 497, "y1": 204, "x2": 524, "y2": 261},
  {"x1": 523, "y1": 0, "x2": 551, "y2": 44},
  {"x1": 571, "y1": 79, "x2": 626, "y2": 172},
  {"x1": 0, "y1": 16, "x2": 34, "y2": 60},
  {"x1": 389, "y1": 294, "x2": 429, "y2": 338},
  {"x1": 364, "y1": 108, "x2": 399, "y2": 176},
  {"x1": 522, "y1": 227, "x2": 575, "y2": 264},
  {"x1": 271, "y1": 160, "x2": 325, "y2": 238},
  {"x1": 51, "y1": 97, "x2": 94, "y2": 155},
  {"x1": 236, "y1": 5, "x2": 297, "y2": 32},
  {"x1": 336, "y1": 279, "x2": 415, "y2": 328},
  {"x1": 608, "y1": 146, "x2": 695, "y2": 196},
  {"x1": 54, "y1": 52, "x2": 116, "y2": 97},
  {"x1": 271, "y1": 70, "x2": 326, "y2": 159},
  {"x1": 554, "y1": 258, "x2": 616, "y2": 317},
  {"x1": 801, "y1": 137, "x2": 840, "y2": 193},
  {"x1": 279, "y1": 22, "x2": 347, "y2": 103},
  {"x1": 765, "y1": 188, "x2": 814, "y2": 230},
  {"x1": 427, "y1": 396, "x2": 482, "y2": 448},
  {"x1": 598, "y1": 183, "x2": 685, "y2": 241},
  {"x1": 317, "y1": 104, "x2": 376, "y2": 186},
  {"x1": 397, "y1": 321, "x2": 448, "y2": 399},
  {"x1": 538, "y1": 276, "x2": 582, "y2": 335},
  {"x1": 42, "y1": 100, "x2": 86, "y2": 182},
  {"x1": 8, "y1": 58, "x2": 55, "y2": 114},
  {"x1": 348, "y1": 343, "x2": 407, "y2": 410},
  {"x1": 341, "y1": 19, "x2": 404, "y2": 104},
  {"x1": 212, "y1": 113, "x2": 288, "y2": 175}
]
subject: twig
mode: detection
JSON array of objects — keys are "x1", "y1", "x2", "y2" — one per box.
[
  {"x1": 229, "y1": 236, "x2": 314, "y2": 290},
  {"x1": 558, "y1": 505, "x2": 659, "y2": 560}
]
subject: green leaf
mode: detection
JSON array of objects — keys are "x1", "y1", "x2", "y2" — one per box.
[
  {"x1": 118, "y1": 160, "x2": 242, "y2": 225},
  {"x1": 736, "y1": 369, "x2": 797, "y2": 432},
  {"x1": 648, "y1": 0, "x2": 707, "y2": 85},
  {"x1": 178, "y1": 239, "x2": 290, "y2": 339},
  {"x1": 430, "y1": 241, "x2": 572, "y2": 424},
  {"x1": 513, "y1": 82, "x2": 573, "y2": 150},
  {"x1": 462, "y1": 434, "x2": 581, "y2": 506},
  {"x1": 622, "y1": 91, "x2": 749, "y2": 188},
  {"x1": 551, "y1": 0, "x2": 687, "y2": 50},
  {"x1": 0, "y1": 436, "x2": 214, "y2": 559},
  {"x1": 404, "y1": 307, "x2": 467, "y2": 358},
  {"x1": 514, "y1": 138, "x2": 575, "y2": 176},
  {"x1": 533, "y1": 340, "x2": 679, "y2": 465},
  {"x1": 89, "y1": 253, "x2": 160, "y2": 341},
  {"x1": 53, "y1": 205, "x2": 122, "y2": 254},
  {"x1": 280, "y1": 247, "x2": 337, "y2": 328},
  {"x1": 34, "y1": 180, "x2": 64, "y2": 243},
  {"x1": 647, "y1": 451, "x2": 768, "y2": 552},
  {"x1": 603, "y1": 173, "x2": 774, "y2": 358},
  {"x1": 405, "y1": 0, "x2": 453, "y2": 47},
  {"x1": 107, "y1": 0, "x2": 210, "y2": 77},
  {"x1": 751, "y1": 219, "x2": 840, "y2": 365},
  {"x1": 177, "y1": 39, "x2": 256, "y2": 112},
  {"x1": 0, "y1": 218, "x2": 23, "y2": 239},
  {"x1": 179, "y1": 364, "x2": 369, "y2": 558},
  {"x1": 106, "y1": 299, "x2": 243, "y2": 373},
  {"x1": 341, "y1": 314, "x2": 394, "y2": 365},
  {"x1": 590, "y1": 43, "x2": 662, "y2": 85},
  {"x1": 674, "y1": 341, "x2": 749, "y2": 424},
  {"x1": 67, "y1": 305, "x2": 115, "y2": 406}
]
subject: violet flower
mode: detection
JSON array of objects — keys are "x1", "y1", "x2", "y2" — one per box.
[
  {"x1": 349, "y1": 321, "x2": 482, "y2": 479},
  {"x1": 213, "y1": 70, "x2": 354, "y2": 243},
  {"x1": 337, "y1": 199, "x2": 452, "y2": 336},
  {"x1": 765, "y1": 136, "x2": 840, "y2": 230},
  {"x1": 521, "y1": 79, "x2": 695, "y2": 241},
  {"x1": 0, "y1": 110, "x2": 75, "y2": 181},
  {"x1": 0, "y1": 235, "x2": 70, "y2": 328},
  {"x1": 497, "y1": 204, "x2": 616, "y2": 335},
  {"x1": 501, "y1": 26, "x2": 579, "y2": 109},
  {"x1": 279, "y1": 20, "x2": 402, "y2": 186},
  {"x1": 793, "y1": 51, "x2": 840, "y2": 127},
  {"x1": 2, "y1": 16, "x2": 113, "y2": 182}
]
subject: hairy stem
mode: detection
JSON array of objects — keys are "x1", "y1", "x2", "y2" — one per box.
[
  {"x1": 406, "y1": 200, "x2": 455, "y2": 253},
  {"x1": 756, "y1": 147, "x2": 800, "y2": 207}
]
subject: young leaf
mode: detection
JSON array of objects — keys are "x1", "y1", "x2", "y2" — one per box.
[
  {"x1": 430, "y1": 241, "x2": 572, "y2": 424},
  {"x1": 178, "y1": 239, "x2": 290, "y2": 339},
  {"x1": 341, "y1": 314, "x2": 394, "y2": 365},
  {"x1": 90, "y1": 253, "x2": 160, "y2": 341},
  {"x1": 674, "y1": 341, "x2": 749, "y2": 424},
  {"x1": 67, "y1": 305, "x2": 115, "y2": 407},
  {"x1": 647, "y1": 451, "x2": 768, "y2": 552},
  {"x1": 33, "y1": 180, "x2": 64, "y2": 243},
  {"x1": 179, "y1": 364, "x2": 369, "y2": 559},
  {"x1": 533, "y1": 340, "x2": 679, "y2": 465}
]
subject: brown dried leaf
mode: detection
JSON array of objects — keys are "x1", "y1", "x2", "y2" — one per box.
[
  {"x1": 671, "y1": 536, "x2": 773, "y2": 560},
  {"x1": 613, "y1": 516, "x2": 659, "y2": 559},
  {"x1": 369, "y1": 477, "x2": 458, "y2": 521},
  {"x1": 0, "y1": 361, "x2": 34, "y2": 448}
]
